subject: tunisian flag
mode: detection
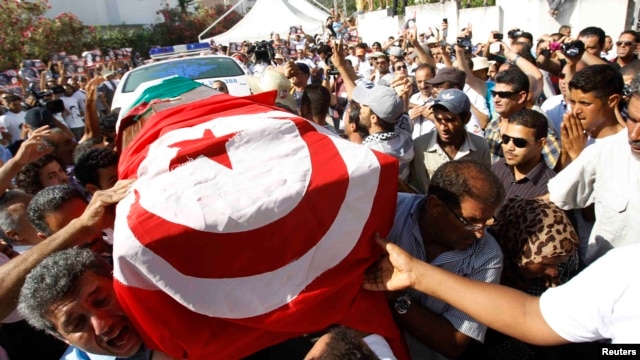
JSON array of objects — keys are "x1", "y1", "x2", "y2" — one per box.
[{"x1": 113, "y1": 91, "x2": 405, "y2": 359}]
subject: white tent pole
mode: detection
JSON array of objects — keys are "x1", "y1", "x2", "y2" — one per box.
[{"x1": 198, "y1": 0, "x2": 245, "y2": 42}]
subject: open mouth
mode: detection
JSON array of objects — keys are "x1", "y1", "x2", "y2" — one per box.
[{"x1": 106, "y1": 324, "x2": 130, "y2": 349}]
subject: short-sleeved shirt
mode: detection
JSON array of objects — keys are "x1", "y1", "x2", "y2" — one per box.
[
  {"x1": 491, "y1": 159, "x2": 556, "y2": 205},
  {"x1": 548, "y1": 139, "x2": 640, "y2": 264},
  {"x1": 388, "y1": 194, "x2": 503, "y2": 355},
  {"x1": 410, "y1": 131, "x2": 490, "y2": 194},
  {"x1": 540, "y1": 244, "x2": 640, "y2": 343}
]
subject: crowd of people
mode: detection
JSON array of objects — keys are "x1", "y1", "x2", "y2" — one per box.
[{"x1": 0, "y1": 3, "x2": 639, "y2": 360}]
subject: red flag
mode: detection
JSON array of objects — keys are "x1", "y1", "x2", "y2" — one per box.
[{"x1": 113, "y1": 92, "x2": 406, "y2": 359}]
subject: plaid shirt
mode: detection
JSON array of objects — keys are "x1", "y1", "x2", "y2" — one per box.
[{"x1": 484, "y1": 113, "x2": 561, "y2": 169}]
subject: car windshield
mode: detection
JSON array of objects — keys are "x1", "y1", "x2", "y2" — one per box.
[{"x1": 121, "y1": 57, "x2": 244, "y2": 93}]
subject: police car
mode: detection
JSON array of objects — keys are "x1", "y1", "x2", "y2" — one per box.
[{"x1": 111, "y1": 42, "x2": 251, "y2": 114}]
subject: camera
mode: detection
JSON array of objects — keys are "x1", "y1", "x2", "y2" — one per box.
[
  {"x1": 316, "y1": 44, "x2": 339, "y2": 76},
  {"x1": 561, "y1": 40, "x2": 585, "y2": 57},
  {"x1": 25, "y1": 83, "x2": 65, "y2": 113},
  {"x1": 457, "y1": 37, "x2": 473, "y2": 53},
  {"x1": 250, "y1": 40, "x2": 275, "y2": 65},
  {"x1": 493, "y1": 33, "x2": 503, "y2": 41},
  {"x1": 507, "y1": 29, "x2": 523, "y2": 38}
]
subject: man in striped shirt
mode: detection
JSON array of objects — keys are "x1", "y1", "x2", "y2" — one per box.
[{"x1": 386, "y1": 159, "x2": 505, "y2": 360}]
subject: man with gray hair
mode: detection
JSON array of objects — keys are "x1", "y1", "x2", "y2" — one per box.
[{"x1": 19, "y1": 247, "x2": 153, "y2": 358}]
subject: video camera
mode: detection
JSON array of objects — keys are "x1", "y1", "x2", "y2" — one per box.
[
  {"x1": 508, "y1": 29, "x2": 524, "y2": 39},
  {"x1": 457, "y1": 37, "x2": 473, "y2": 53},
  {"x1": 25, "y1": 83, "x2": 65, "y2": 114},
  {"x1": 249, "y1": 40, "x2": 275, "y2": 65},
  {"x1": 561, "y1": 40, "x2": 585, "y2": 57},
  {"x1": 317, "y1": 44, "x2": 340, "y2": 77}
]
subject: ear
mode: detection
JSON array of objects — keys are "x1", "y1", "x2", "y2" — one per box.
[
  {"x1": 608, "y1": 93, "x2": 621, "y2": 109},
  {"x1": 538, "y1": 137, "x2": 547, "y2": 150},
  {"x1": 426, "y1": 196, "x2": 442, "y2": 217},
  {"x1": 461, "y1": 111, "x2": 471, "y2": 125},
  {"x1": 517, "y1": 91, "x2": 529, "y2": 105},
  {"x1": 85, "y1": 183, "x2": 99, "y2": 195},
  {"x1": 4, "y1": 230, "x2": 22, "y2": 244}
]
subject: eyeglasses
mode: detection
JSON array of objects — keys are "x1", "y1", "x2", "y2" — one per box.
[
  {"x1": 490, "y1": 90, "x2": 518, "y2": 99},
  {"x1": 501, "y1": 134, "x2": 530, "y2": 148},
  {"x1": 439, "y1": 198, "x2": 496, "y2": 231},
  {"x1": 616, "y1": 41, "x2": 635, "y2": 47},
  {"x1": 395, "y1": 65, "x2": 407, "y2": 70}
]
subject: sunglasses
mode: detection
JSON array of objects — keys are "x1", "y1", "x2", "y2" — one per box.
[
  {"x1": 501, "y1": 134, "x2": 530, "y2": 148},
  {"x1": 438, "y1": 197, "x2": 496, "y2": 231},
  {"x1": 395, "y1": 65, "x2": 407, "y2": 70},
  {"x1": 616, "y1": 41, "x2": 635, "y2": 47},
  {"x1": 491, "y1": 90, "x2": 518, "y2": 99}
]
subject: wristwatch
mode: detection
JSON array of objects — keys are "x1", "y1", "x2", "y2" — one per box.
[{"x1": 394, "y1": 295, "x2": 412, "y2": 315}]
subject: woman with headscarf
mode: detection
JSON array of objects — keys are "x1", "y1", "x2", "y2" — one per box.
[{"x1": 460, "y1": 197, "x2": 581, "y2": 360}]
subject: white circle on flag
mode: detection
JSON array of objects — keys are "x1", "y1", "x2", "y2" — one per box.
[{"x1": 136, "y1": 113, "x2": 311, "y2": 232}]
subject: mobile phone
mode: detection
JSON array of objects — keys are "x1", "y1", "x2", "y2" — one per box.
[{"x1": 493, "y1": 33, "x2": 503, "y2": 41}]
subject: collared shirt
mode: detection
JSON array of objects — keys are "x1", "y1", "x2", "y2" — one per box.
[
  {"x1": 388, "y1": 194, "x2": 503, "y2": 353},
  {"x1": 484, "y1": 113, "x2": 561, "y2": 169},
  {"x1": 491, "y1": 159, "x2": 556, "y2": 207},
  {"x1": 540, "y1": 94, "x2": 568, "y2": 136},
  {"x1": 409, "y1": 92, "x2": 435, "y2": 139},
  {"x1": 548, "y1": 139, "x2": 640, "y2": 265},
  {"x1": 410, "y1": 130, "x2": 490, "y2": 194}
]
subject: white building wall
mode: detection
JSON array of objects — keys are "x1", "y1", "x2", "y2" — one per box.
[
  {"x1": 357, "y1": 0, "x2": 632, "y2": 46},
  {"x1": 46, "y1": 0, "x2": 180, "y2": 26}
]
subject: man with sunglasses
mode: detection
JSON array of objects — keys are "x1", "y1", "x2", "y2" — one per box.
[
  {"x1": 492, "y1": 109, "x2": 555, "y2": 211},
  {"x1": 387, "y1": 159, "x2": 505, "y2": 360},
  {"x1": 484, "y1": 67, "x2": 561, "y2": 169},
  {"x1": 612, "y1": 30, "x2": 639, "y2": 68},
  {"x1": 370, "y1": 54, "x2": 393, "y2": 87}
]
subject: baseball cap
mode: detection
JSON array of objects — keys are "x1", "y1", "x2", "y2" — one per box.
[
  {"x1": 25, "y1": 107, "x2": 55, "y2": 129},
  {"x1": 388, "y1": 46, "x2": 403, "y2": 57},
  {"x1": 246, "y1": 70, "x2": 297, "y2": 111},
  {"x1": 471, "y1": 57, "x2": 489, "y2": 71},
  {"x1": 351, "y1": 85, "x2": 404, "y2": 123},
  {"x1": 433, "y1": 88, "x2": 470, "y2": 115},
  {"x1": 427, "y1": 67, "x2": 466, "y2": 89}
]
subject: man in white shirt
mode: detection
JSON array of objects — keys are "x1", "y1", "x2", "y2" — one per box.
[
  {"x1": 0, "y1": 95, "x2": 26, "y2": 145},
  {"x1": 408, "y1": 64, "x2": 436, "y2": 139},
  {"x1": 547, "y1": 73, "x2": 640, "y2": 264},
  {"x1": 60, "y1": 84, "x2": 85, "y2": 140}
]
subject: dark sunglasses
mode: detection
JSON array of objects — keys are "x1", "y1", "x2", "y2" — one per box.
[
  {"x1": 616, "y1": 41, "x2": 635, "y2": 47},
  {"x1": 395, "y1": 65, "x2": 407, "y2": 70},
  {"x1": 501, "y1": 134, "x2": 529, "y2": 148},
  {"x1": 491, "y1": 90, "x2": 518, "y2": 99}
]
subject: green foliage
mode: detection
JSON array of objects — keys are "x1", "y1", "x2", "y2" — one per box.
[{"x1": 0, "y1": 1, "x2": 242, "y2": 69}]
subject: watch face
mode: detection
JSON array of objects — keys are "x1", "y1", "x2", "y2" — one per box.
[{"x1": 394, "y1": 295, "x2": 411, "y2": 314}]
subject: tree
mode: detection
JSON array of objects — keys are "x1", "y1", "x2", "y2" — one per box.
[{"x1": 178, "y1": 0, "x2": 195, "y2": 15}]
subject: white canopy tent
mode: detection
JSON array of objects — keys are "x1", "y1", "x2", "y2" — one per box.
[{"x1": 206, "y1": 0, "x2": 330, "y2": 45}]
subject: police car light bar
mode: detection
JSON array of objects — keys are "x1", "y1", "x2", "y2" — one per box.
[{"x1": 149, "y1": 42, "x2": 210, "y2": 60}]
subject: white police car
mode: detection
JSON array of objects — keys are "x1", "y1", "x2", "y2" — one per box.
[{"x1": 111, "y1": 43, "x2": 251, "y2": 114}]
